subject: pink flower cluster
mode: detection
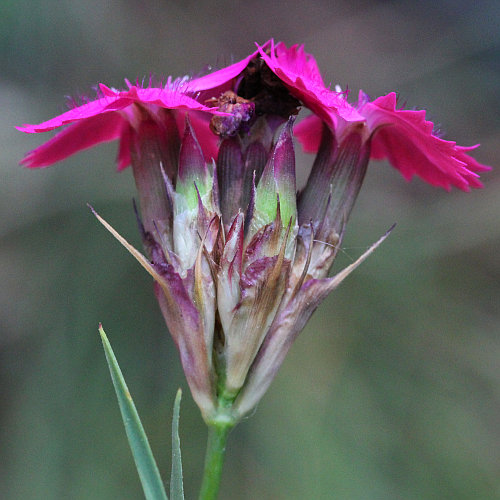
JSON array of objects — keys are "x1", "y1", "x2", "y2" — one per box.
[
  {"x1": 18, "y1": 40, "x2": 492, "y2": 420},
  {"x1": 19, "y1": 39, "x2": 489, "y2": 191}
]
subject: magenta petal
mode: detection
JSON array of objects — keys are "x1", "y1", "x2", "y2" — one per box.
[
  {"x1": 186, "y1": 39, "x2": 274, "y2": 94},
  {"x1": 257, "y1": 40, "x2": 330, "y2": 124},
  {"x1": 17, "y1": 95, "x2": 123, "y2": 133},
  {"x1": 98, "y1": 83, "x2": 118, "y2": 97},
  {"x1": 257, "y1": 41, "x2": 364, "y2": 130},
  {"x1": 20, "y1": 112, "x2": 126, "y2": 168},
  {"x1": 97, "y1": 83, "x2": 218, "y2": 113},
  {"x1": 17, "y1": 85, "x2": 217, "y2": 135},
  {"x1": 126, "y1": 85, "x2": 216, "y2": 111},
  {"x1": 294, "y1": 114, "x2": 324, "y2": 153},
  {"x1": 362, "y1": 92, "x2": 491, "y2": 190},
  {"x1": 186, "y1": 47, "x2": 261, "y2": 94},
  {"x1": 453, "y1": 145, "x2": 492, "y2": 189},
  {"x1": 116, "y1": 123, "x2": 133, "y2": 171},
  {"x1": 18, "y1": 83, "x2": 224, "y2": 169},
  {"x1": 257, "y1": 40, "x2": 326, "y2": 98}
]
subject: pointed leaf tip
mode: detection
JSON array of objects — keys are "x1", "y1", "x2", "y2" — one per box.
[
  {"x1": 328, "y1": 223, "x2": 395, "y2": 290},
  {"x1": 99, "y1": 324, "x2": 168, "y2": 500},
  {"x1": 170, "y1": 389, "x2": 184, "y2": 500},
  {"x1": 386, "y1": 222, "x2": 397, "y2": 235},
  {"x1": 89, "y1": 205, "x2": 172, "y2": 298}
]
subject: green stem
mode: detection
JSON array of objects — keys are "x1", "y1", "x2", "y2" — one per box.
[{"x1": 198, "y1": 422, "x2": 233, "y2": 500}]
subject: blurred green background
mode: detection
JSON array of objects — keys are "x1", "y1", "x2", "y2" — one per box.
[{"x1": 1, "y1": 1, "x2": 498, "y2": 498}]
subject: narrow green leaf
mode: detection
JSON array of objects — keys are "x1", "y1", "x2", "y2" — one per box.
[
  {"x1": 170, "y1": 389, "x2": 184, "y2": 500},
  {"x1": 99, "y1": 324, "x2": 168, "y2": 500}
]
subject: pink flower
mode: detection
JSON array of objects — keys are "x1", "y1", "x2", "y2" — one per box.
[
  {"x1": 17, "y1": 48, "x2": 260, "y2": 171},
  {"x1": 18, "y1": 83, "x2": 217, "y2": 169},
  {"x1": 17, "y1": 40, "x2": 491, "y2": 421},
  {"x1": 258, "y1": 40, "x2": 490, "y2": 191},
  {"x1": 18, "y1": 39, "x2": 489, "y2": 191}
]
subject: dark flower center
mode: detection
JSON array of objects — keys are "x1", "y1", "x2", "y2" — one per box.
[
  {"x1": 209, "y1": 54, "x2": 301, "y2": 138},
  {"x1": 237, "y1": 55, "x2": 301, "y2": 119}
]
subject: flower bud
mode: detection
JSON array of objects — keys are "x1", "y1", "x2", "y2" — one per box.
[
  {"x1": 173, "y1": 120, "x2": 217, "y2": 270},
  {"x1": 247, "y1": 118, "x2": 298, "y2": 257},
  {"x1": 216, "y1": 136, "x2": 244, "y2": 226},
  {"x1": 175, "y1": 119, "x2": 212, "y2": 213}
]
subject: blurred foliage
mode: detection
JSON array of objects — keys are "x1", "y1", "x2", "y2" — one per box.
[{"x1": 1, "y1": 1, "x2": 499, "y2": 499}]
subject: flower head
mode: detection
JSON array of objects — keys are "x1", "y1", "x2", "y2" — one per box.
[
  {"x1": 256, "y1": 40, "x2": 490, "y2": 192},
  {"x1": 18, "y1": 82, "x2": 225, "y2": 168},
  {"x1": 19, "y1": 40, "x2": 490, "y2": 422}
]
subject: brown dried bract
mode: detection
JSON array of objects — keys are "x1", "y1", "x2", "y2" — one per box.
[{"x1": 208, "y1": 91, "x2": 255, "y2": 137}]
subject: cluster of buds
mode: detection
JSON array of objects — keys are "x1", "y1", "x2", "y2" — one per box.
[{"x1": 18, "y1": 41, "x2": 489, "y2": 423}]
